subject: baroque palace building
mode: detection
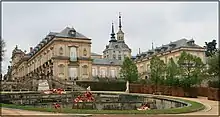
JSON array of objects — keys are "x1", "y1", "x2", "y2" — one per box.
[
  {"x1": 8, "y1": 13, "x2": 131, "y2": 81},
  {"x1": 6, "y1": 13, "x2": 206, "y2": 82},
  {"x1": 135, "y1": 39, "x2": 206, "y2": 79}
]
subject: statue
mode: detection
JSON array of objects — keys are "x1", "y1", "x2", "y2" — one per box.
[
  {"x1": 87, "y1": 86, "x2": 91, "y2": 91},
  {"x1": 125, "y1": 80, "x2": 129, "y2": 93}
]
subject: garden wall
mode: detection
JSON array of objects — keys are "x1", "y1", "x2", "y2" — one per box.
[{"x1": 129, "y1": 84, "x2": 219, "y2": 101}]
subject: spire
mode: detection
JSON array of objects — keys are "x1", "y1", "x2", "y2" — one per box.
[
  {"x1": 109, "y1": 22, "x2": 117, "y2": 42},
  {"x1": 139, "y1": 48, "x2": 141, "y2": 54},
  {"x1": 119, "y1": 12, "x2": 122, "y2": 29},
  {"x1": 152, "y1": 42, "x2": 154, "y2": 50},
  {"x1": 111, "y1": 22, "x2": 115, "y2": 38},
  {"x1": 117, "y1": 12, "x2": 124, "y2": 42}
]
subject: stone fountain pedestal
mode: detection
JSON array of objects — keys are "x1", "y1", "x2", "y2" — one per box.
[
  {"x1": 38, "y1": 80, "x2": 50, "y2": 91},
  {"x1": 125, "y1": 81, "x2": 129, "y2": 93}
]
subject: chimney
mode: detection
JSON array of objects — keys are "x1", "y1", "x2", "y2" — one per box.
[{"x1": 30, "y1": 47, "x2": 33, "y2": 52}]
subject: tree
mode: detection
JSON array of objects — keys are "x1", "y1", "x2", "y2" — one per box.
[
  {"x1": 0, "y1": 39, "x2": 6, "y2": 62},
  {"x1": 207, "y1": 50, "x2": 219, "y2": 77},
  {"x1": 165, "y1": 58, "x2": 180, "y2": 87},
  {"x1": 205, "y1": 39, "x2": 217, "y2": 57},
  {"x1": 119, "y1": 57, "x2": 138, "y2": 82},
  {"x1": 177, "y1": 51, "x2": 205, "y2": 88},
  {"x1": 150, "y1": 55, "x2": 166, "y2": 86}
]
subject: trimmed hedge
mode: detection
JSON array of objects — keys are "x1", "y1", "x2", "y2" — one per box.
[
  {"x1": 76, "y1": 81, "x2": 126, "y2": 91},
  {"x1": 129, "y1": 84, "x2": 220, "y2": 101}
]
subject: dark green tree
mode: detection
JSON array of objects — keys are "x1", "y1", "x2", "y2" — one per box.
[
  {"x1": 150, "y1": 55, "x2": 166, "y2": 86},
  {"x1": 177, "y1": 51, "x2": 205, "y2": 88},
  {"x1": 119, "y1": 57, "x2": 138, "y2": 82},
  {"x1": 205, "y1": 40, "x2": 217, "y2": 57},
  {"x1": 0, "y1": 39, "x2": 6, "y2": 62},
  {"x1": 165, "y1": 58, "x2": 180, "y2": 87},
  {"x1": 207, "y1": 50, "x2": 219, "y2": 77}
]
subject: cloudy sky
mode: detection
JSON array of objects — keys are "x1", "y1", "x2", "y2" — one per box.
[{"x1": 2, "y1": 2, "x2": 218, "y2": 75}]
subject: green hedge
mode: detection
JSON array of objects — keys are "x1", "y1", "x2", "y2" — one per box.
[{"x1": 76, "y1": 81, "x2": 126, "y2": 91}]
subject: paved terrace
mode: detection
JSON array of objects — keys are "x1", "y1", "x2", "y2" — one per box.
[{"x1": 2, "y1": 91, "x2": 219, "y2": 116}]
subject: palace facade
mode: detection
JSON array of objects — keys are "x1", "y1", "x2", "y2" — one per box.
[
  {"x1": 6, "y1": 13, "x2": 206, "y2": 82},
  {"x1": 9, "y1": 14, "x2": 131, "y2": 81},
  {"x1": 135, "y1": 39, "x2": 206, "y2": 79}
]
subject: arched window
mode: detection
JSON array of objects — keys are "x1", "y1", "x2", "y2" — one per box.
[
  {"x1": 92, "y1": 68, "x2": 97, "y2": 76},
  {"x1": 82, "y1": 65, "x2": 88, "y2": 75}
]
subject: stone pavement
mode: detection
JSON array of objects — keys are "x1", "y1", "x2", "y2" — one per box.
[
  {"x1": 2, "y1": 91, "x2": 219, "y2": 116},
  {"x1": 2, "y1": 108, "x2": 92, "y2": 117}
]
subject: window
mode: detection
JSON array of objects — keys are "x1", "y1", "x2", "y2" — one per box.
[
  {"x1": 82, "y1": 65, "x2": 88, "y2": 75},
  {"x1": 92, "y1": 68, "x2": 97, "y2": 76},
  {"x1": 101, "y1": 69, "x2": 106, "y2": 77},
  {"x1": 110, "y1": 69, "x2": 116, "y2": 78},
  {"x1": 113, "y1": 51, "x2": 115, "y2": 53},
  {"x1": 119, "y1": 51, "x2": 121, "y2": 53},
  {"x1": 70, "y1": 47, "x2": 77, "y2": 61},
  {"x1": 118, "y1": 55, "x2": 121, "y2": 60},
  {"x1": 59, "y1": 47, "x2": 64, "y2": 55},
  {"x1": 113, "y1": 54, "x2": 116, "y2": 59},
  {"x1": 140, "y1": 66, "x2": 144, "y2": 73},
  {"x1": 58, "y1": 64, "x2": 65, "y2": 75},
  {"x1": 69, "y1": 67, "x2": 77, "y2": 80}
]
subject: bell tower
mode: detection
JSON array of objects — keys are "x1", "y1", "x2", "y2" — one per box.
[{"x1": 117, "y1": 12, "x2": 124, "y2": 42}]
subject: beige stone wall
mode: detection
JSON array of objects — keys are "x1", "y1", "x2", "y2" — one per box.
[
  {"x1": 10, "y1": 36, "x2": 93, "y2": 81},
  {"x1": 52, "y1": 37, "x2": 92, "y2": 81},
  {"x1": 136, "y1": 48, "x2": 206, "y2": 79},
  {"x1": 92, "y1": 65, "x2": 121, "y2": 78}
]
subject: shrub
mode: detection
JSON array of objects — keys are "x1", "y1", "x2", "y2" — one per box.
[{"x1": 208, "y1": 80, "x2": 220, "y2": 88}]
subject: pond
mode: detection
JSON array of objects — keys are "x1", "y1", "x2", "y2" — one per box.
[{"x1": 12, "y1": 92, "x2": 188, "y2": 110}]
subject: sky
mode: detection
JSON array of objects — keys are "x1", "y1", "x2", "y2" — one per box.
[{"x1": 1, "y1": 2, "x2": 218, "y2": 75}]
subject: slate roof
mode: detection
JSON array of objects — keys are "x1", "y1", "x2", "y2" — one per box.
[
  {"x1": 136, "y1": 38, "x2": 204, "y2": 61},
  {"x1": 26, "y1": 27, "x2": 90, "y2": 58},
  {"x1": 55, "y1": 27, "x2": 89, "y2": 39},
  {"x1": 103, "y1": 41, "x2": 131, "y2": 53},
  {"x1": 92, "y1": 58, "x2": 122, "y2": 65},
  {"x1": 91, "y1": 52, "x2": 102, "y2": 56}
]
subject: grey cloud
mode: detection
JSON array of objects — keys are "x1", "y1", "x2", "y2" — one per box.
[{"x1": 2, "y1": 2, "x2": 218, "y2": 75}]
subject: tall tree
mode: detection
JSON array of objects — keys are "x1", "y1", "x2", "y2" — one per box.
[
  {"x1": 119, "y1": 57, "x2": 139, "y2": 82},
  {"x1": 0, "y1": 39, "x2": 6, "y2": 62},
  {"x1": 0, "y1": 39, "x2": 6, "y2": 80},
  {"x1": 165, "y1": 58, "x2": 180, "y2": 86},
  {"x1": 205, "y1": 39, "x2": 217, "y2": 57},
  {"x1": 207, "y1": 50, "x2": 219, "y2": 77},
  {"x1": 177, "y1": 51, "x2": 205, "y2": 88},
  {"x1": 150, "y1": 55, "x2": 166, "y2": 86}
]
